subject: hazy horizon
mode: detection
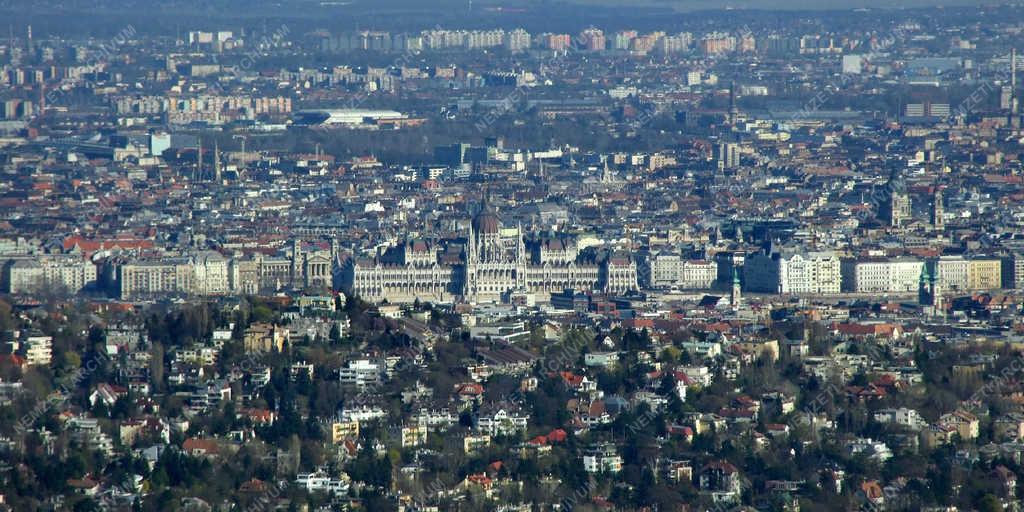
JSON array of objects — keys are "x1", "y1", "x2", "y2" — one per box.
[{"x1": 568, "y1": 0, "x2": 1001, "y2": 10}]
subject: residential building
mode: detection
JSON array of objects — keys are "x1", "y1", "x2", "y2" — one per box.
[
  {"x1": 242, "y1": 323, "x2": 289, "y2": 353},
  {"x1": 841, "y1": 258, "x2": 924, "y2": 293},
  {"x1": 745, "y1": 247, "x2": 841, "y2": 295},
  {"x1": 582, "y1": 443, "x2": 622, "y2": 474}
]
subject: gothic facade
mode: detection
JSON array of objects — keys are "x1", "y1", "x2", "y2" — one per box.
[{"x1": 343, "y1": 204, "x2": 638, "y2": 304}]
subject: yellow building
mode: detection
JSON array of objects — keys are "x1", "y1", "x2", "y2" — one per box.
[
  {"x1": 243, "y1": 323, "x2": 289, "y2": 353},
  {"x1": 967, "y1": 259, "x2": 1002, "y2": 290},
  {"x1": 940, "y1": 410, "x2": 980, "y2": 441},
  {"x1": 398, "y1": 424, "x2": 427, "y2": 448},
  {"x1": 920, "y1": 424, "x2": 956, "y2": 449},
  {"x1": 463, "y1": 434, "x2": 491, "y2": 454},
  {"x1": 330, "y1": 420, "x2": 360, "y2": 444},
  {"x1": 736, "y1": 339, "x2": 780, "y2": 364}
]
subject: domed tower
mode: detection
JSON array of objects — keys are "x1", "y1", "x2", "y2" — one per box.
[
  {"x1": 464, "y1": 193, "x2": 523, "y2": 303},
  {"x1": 471, "y1": 195, "x2": 503, "y2": 263}
]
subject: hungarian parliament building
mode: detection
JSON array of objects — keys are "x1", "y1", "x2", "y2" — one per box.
[{"x1": 341, "y1": 203, "x2": 639, "y2": 304}]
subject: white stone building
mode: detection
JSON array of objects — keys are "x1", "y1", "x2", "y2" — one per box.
[
  {"x1": 841, "y1": 258, "x2": 924, "y2": 293},
  {"x1": 745, "y1": 247, "x2": 841, "y2": 295},
  {"x1": 3, "y1": 256, "x2": 96, "y2": 294},
  {"x1": 641, "y1": 250, "x2": 717, "y2": 289}
]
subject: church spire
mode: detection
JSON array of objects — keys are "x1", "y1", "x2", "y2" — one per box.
[
  {"x1": 214, "y1": 140, "x2": 221, "y2": 183},
  {"x1": 601, "y1": 158, "x2": 612, "y2": 183},
  {"x1": 517, "y1": 221, "x2": 526, "y2": 264},
  {"x1": 731, "y1": 267, "x2": 742, "y2": 308}
]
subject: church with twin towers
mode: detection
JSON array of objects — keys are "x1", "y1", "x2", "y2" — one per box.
[{"x1": 342, "y1": 198, "x2": 638, "y2": 304}]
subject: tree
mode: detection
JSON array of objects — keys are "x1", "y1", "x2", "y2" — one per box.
[
  {"x1": 59, "y1": 351, "x2": 82, "y2": 375},
  {"x1": 252, "y1": 304, "x2": 274, "y2": 324},
  {"x1": 150, "y1": 343, "x2": 165, "y2": 393},
  {"x1": 72, "y1": 498, "x2": 101, "y2": 512},
  {"x1": 110, "y1": 395, "x2": 136, "y2": 420},
  {"x1": 660, "y1": 346, "x2": 682, "y2": 364},
  {"x1": 0, "y1": 299, "x2": 12, "y2": 331},
  {"x1": 92, "y1": 399, "x2": 109, "y2": 418},
  {"x1": 976, "y1": 494, "x2": 1001, "y2": 512}
]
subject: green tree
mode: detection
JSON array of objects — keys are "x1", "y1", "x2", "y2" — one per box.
[{"x1": 976, "y1": 494, "x2": 1002, "y2": 512}]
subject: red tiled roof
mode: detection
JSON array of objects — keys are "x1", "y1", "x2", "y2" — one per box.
[
  {"x1": 63, "y1": 235, "x2": 154, "y2": 254},
  {"x1": 182, "y1": 438, "x2": 219, "y2": 455},
  {"x1": 547, "y1": 429, "x2": 567, "y2": 443}
]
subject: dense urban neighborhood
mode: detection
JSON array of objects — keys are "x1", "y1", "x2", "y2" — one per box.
[{"x1": 3, "y1": 0, "x2": 1024, "y2": 510}]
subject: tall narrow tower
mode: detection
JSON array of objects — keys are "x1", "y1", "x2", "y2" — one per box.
[
  {"x1": 932, "y1": 188, "x2": 944, "y2": 232},
  {"x1": 728, "y1": 80, "x2": 739, "y2": 125},
  {"x1": 213, "y1": 140, "x2": 222, "y2": 183},
  {"x1": 1011, "y1": 49, "x2": 1020, "y2": 128},
  {"x1": 465, "y1": 222, "x2": 478, "y2": 300},
  {"x1": 290, "y1": 239, "x2": 303, "y2": 287},
  {"x1": 1013, "y1": 49, "x2": 1018, "y2": 111},
  {"x1": 731, "y1": 267, "x2": 742, "y2": 308},
  {"x1": 516, "y1": 222, "x2": 527, "y2": 289},
  {"x1": 930, "y1": 270, "x2": 944, "y2": 316},
  {"x1": 196, "y1": 139, "x2": 203, "y2": 182},
  {"x1": 918, "y1": 265, "x2": 930, "y2": 306}
]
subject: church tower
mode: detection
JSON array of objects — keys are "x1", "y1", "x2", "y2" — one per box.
[
  {"x1": 290, "y1": 239, "x2": 303, "y2": 287},
  {"x1": 932, "y1": 188, "x2": 944, "y2": 232},
  {"x1": 930, "y1": 269, "x2": 943, "y2": 316},
  {"x1": 919, "y1": 264, "x2": 931, "y2": 306},
  {"x1": 601, "y1": 158, "x2": 614, "y2": 184},
  {"x1": 919, "y1": 263, "x2": 944, "y2": 315},
  {"x1": 731, "y1": 267, "x2": 742, "y2": 308},
  {"x1": 882, "y1": 169, "x2": 911, "y2": 228},
  {"x1": 213, "y1": 140, "x2": 222, "y2": 183}
]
